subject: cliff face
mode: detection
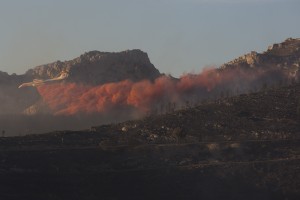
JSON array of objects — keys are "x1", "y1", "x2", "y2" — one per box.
[{"x1": 25, "y1": 49, "x2": 161, "y2": 85}]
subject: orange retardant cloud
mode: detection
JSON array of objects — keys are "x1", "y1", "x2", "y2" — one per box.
[
  {"x1": 37, "y1": 67, "x2": 274, "y2": 115},
  {"x1": 38, "y1": 77, "x2": 178, "y2": 115}
]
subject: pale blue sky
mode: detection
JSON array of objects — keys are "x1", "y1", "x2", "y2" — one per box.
[{"x1": 0, "y1": 0, "x2": 299, "y2": 77}]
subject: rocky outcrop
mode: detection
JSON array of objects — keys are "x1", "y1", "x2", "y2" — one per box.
[
  {"x1": 25, "y1": 49, "x2": 161, "y2": 85},
  {"x1": 221, "y1": 38, "x2": 300, "y2": 80}
]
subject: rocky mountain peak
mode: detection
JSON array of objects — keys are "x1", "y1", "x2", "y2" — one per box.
[
  {"x1": 221, "y1": 38, "x2": 300, "y2": 70},
  {"x1": 25, "y1": 49, "x2": 160, "y2": 85},
  {"x1": 266, "y1": 37, "x2": 300, "y2": 56}
]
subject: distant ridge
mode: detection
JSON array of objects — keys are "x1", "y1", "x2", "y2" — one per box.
[{"x1": 221, "y1": 38, "x2": 300, "y2": 80}]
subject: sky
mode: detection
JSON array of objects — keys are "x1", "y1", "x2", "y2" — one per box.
[{"x1": 0, "y1": 0, "x2": 299, "y2": 77}]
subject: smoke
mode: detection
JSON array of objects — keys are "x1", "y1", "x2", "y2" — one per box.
[
  {"x1": 0, "y1": 66, "x2": 293, "y2": 136},
  {"x1": 36, "y1": 67, "x2": 289, "y2": 116}
]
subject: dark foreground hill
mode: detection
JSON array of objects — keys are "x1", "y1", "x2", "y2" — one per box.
[{"x1": 0, "y1": 83, "x2": 299, "y2": 200}]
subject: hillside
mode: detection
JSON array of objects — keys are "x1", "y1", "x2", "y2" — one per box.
[{"x1": 0, "y1": 83, "x2": 299, "y2": 199}]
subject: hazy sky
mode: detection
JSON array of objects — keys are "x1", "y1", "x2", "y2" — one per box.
[{"x1": 0, "y1": 0, "x2": 299, "y2": 77}]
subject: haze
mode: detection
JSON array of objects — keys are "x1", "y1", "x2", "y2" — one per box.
[{"x1": 0, "y1": 0, "x2": 299, "y2": 77}]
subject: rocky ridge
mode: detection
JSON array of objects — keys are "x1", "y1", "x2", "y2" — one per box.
[
  {"x1": 221, "y1": 38, "x2": 300, "y2": 80},
  {"x1": 25, "y1": 49, "x2": 161, "y2": 85}
]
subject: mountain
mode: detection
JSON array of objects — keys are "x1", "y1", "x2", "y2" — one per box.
[
  {"x1": 0, "y1": 49, "x2": 161, "y2": 115},
  {"x1": 0, "y1": 38, "x2": 299, "y2": 133},
  {"x1": 221, "y1": 38, "x2": 300, "y2": 80},
  {"x1": 25, "y1": 49, "x2": 161, "y2": 85}
]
